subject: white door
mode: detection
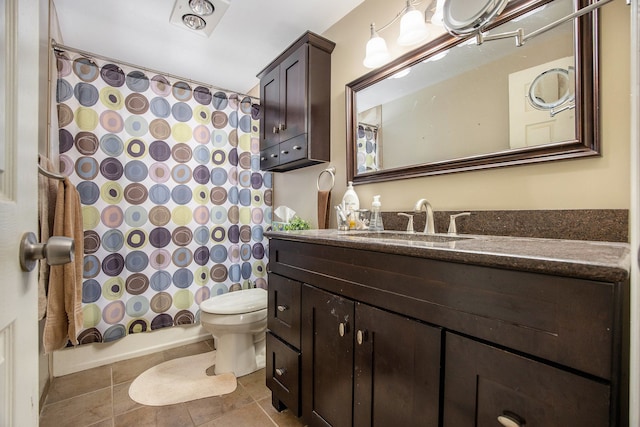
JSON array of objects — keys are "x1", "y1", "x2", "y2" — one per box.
[{"x1": 0, "y1": 0, "x2": 43, "y2": 425}]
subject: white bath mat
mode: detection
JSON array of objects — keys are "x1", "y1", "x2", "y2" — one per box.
[{"x1": 129, "y1": 351, "x2": 237, "y2": 406}]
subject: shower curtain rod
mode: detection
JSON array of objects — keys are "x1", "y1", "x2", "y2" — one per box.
[{"x1": 50, "y1": 39, "x2": 259, "y2": 101}]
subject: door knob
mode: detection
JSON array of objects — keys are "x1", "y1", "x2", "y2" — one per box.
[{"x1": 19, "y1": 232, "x2": 74, "y2": 272}]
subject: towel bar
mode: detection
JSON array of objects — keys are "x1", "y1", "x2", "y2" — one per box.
[{"x1": 38, "y1": 164, "x2": 64, "y2": 181}]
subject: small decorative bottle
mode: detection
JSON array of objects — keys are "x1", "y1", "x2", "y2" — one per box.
[{"x1": 368, "y1": 195, "x2": 384, "y2": 231}]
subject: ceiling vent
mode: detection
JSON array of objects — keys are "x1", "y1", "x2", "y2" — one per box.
[{"x1": 169, "y1": 0, "x2": 230, "y2": 37}]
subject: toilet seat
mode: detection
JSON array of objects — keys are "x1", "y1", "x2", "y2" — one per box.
[{"x1": 200, "y1": 288, "x2": 267, "y2": 315}]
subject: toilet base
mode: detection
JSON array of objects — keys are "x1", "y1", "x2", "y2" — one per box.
[{"x1": 214, "y1": 332, "x2": 266, "y2": 377}]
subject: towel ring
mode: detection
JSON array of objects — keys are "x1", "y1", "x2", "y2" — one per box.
[{"x1": 317, "y1": 166, "x2": 335, "y2": 191}]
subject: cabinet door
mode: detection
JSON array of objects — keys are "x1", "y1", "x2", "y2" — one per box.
[
  {"x1": 279, "y1": 43, "x2": 308, "y2": 142},
  {"x1": 443, "y1": 333, "x2": 611, "y2": 427},
  {"x1": 354, "y1": 303, "x2": 441, "y2": 427},
  {"x1": 301, "y1": 284, "x2": 355, "y2": 427},
  {"x1": 260, "y1": 65, "x2": 281, "y2": 150}
]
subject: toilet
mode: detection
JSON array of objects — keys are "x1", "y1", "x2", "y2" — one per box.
[{"x1": 199, "y1": 288, "x2": 268, "y2": 377}]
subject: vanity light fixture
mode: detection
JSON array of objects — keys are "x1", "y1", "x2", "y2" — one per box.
[
  {"x1": 363, "y1": 0, "x2": 445, "y2": 69},
  {"x1": 169, "y1": 0, "x2": 230, "y2": 37}
]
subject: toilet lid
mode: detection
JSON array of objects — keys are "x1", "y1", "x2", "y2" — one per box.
[{"x1": 200, "y1": 288, "x2": 267, "y2": 314}]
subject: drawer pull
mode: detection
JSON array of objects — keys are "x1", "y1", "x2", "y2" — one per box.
[
  {"x1": 356, "y1": 329, "x2": 368, "y2": 345},
  {"x1": 292, "y1": 145, "x2": 302, "y2": 150},
  {"x1": 497, "y1": 412, "x2": 524, "y2": 427},
  {"x1": 270, "y1": 153, "x2": 278, "y2": 159},
  {"x1": 338, "y1": 322, "x2": 349, "y2": 337},
  {"x1": 277, "y1": 305, "x2": 288, "y2": 312},
  {"x1": 275, "y1": 367, "x2": 286, "y2": 376},
  {"x1": 260, "y1": 157, "x2": 266, "y2": 161},
  {"x1": 281, "y1": 150, "x2": 289, "y2": 155}
]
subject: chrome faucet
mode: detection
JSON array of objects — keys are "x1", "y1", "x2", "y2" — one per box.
[{"x1": 414, "y1": 198, "x2": 435, "y2": 234}]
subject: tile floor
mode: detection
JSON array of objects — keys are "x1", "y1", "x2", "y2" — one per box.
[{"x1": 39, "y1": 340, "x2": 305, "y2": 427}]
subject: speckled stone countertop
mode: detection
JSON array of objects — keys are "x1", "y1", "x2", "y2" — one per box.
[{"x1": 265, "y1": 229, "x2": 631, "y2": 283}]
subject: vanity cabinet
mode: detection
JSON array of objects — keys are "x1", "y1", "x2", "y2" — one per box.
[
  {"x1": 257, "y1": 31, "x2": 335, "y2": 172},
  {"x1": 301, "y1": 285, "x2": 441, "y2": 427},
  {"x1": 265, "y1": 237, "x2": 628, "y2": 427}
]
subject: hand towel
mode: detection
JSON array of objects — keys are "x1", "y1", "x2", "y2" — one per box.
[
  {"x1": 317, "y1": 190, "x2": 331, "y2": 229},
  {"x1": 43, "y1": 177, "x2": 84, "y2": 353},
  {"x1": 38, "y1": 156, "x2": 59, "y2": 320}
]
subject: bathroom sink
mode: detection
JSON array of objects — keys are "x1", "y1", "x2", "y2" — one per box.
[{"x1": 350, "y1": 231, "x2": 472, "y2": 243}]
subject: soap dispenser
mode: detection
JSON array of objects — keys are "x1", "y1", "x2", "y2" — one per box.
[{"x1": 369, "y1": 195, "x2": 384, "y2": 231}]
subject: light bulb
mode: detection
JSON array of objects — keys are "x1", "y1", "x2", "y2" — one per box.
[
  {"x1": 189, "y1": 0, "x2": 214, "y2": 16},
  {"x1": 397, "y1": 4, "x2": 429, "y2": 46},
  {"x1": 363, "y1": 25, "x2": 391, "y2": 68},
  {"x1": 430, "y1": 0, "x2": 445, "y2": 26},
  {"x1": 182, "y1": 14, "x2": 206, "y2": 30}
]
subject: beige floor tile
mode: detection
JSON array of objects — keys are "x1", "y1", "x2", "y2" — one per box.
[
  {"x1": 258, "y1": 397, "x2": 306, "y2": 427},
  {"x1": 184, "y1": 385, "x2": 254, "y2": 425},
  {"x1": 111, "y1": 352, "x2": 165, "y2": 384},
  {"x1": 45, "y1": 364, "x2": 112, "y2": 404},
  {"x1": 114, "y1": 404, "x2": 193, "y2": 427},
  {"x1": 201, "y1": 402, "x2": 277, "y2": 427},
  {"x1": 113, "y1": 381, "x2": 141, "y2": 416},
  {"x1": 40, "y1": 387, "x2": 112, "y2": 427},
  {"x1": 87, "y1": 419, "x2": 114, "y2": 427},
  {"x1": 238, "y1": 369, "x2": 271, "y2": 401},
  {"x1": 162, "y1": 340, "x2": 213, "y2": 361}
]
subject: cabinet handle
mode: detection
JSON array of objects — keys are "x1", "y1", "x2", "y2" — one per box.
[
  {"x1": 356, "y1": 329, "x2": 368, "y2": 345},
  {"x1": 497, "y1": 412, "x2": 524, "y2": 427},
  {"x1": 292, "y1": 145, "x2": 302, "y2": 150},
  {"x1": 275, "y1": 367, "x2": 286, "y2": 376},
  {"x1": 270, "y1": 153, "x2": 278, "y2": 158},
  {"x1": 272, "y1": 126, "x2": 279, "y2": 134},
  {"x1": 281, "y1": 150, "x2": 289, "y2": 155},
  {"x1": 338, "y1": 322, "x2": 349, "y2": 337},
  {"x1": 278, "y1": 123, "x2": 287, "y2": 131},
  {"x1": 277, "y1": 304, "x2": 288, "y2": 312}
]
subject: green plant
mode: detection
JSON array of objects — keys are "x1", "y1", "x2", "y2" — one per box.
[{"x1": 284, "y1": 216, "x2": 311, "y2": 230}]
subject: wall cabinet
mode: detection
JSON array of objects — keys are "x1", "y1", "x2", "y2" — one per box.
[
  {"x1": 257, "y1": 32, "x2": 335, "y2": 172},
  {"x1": 265, "y1": 238, "x2": 628, "y2": 426}
]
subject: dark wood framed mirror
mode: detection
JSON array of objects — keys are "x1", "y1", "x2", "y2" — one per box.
[{"x1": 346, "y1": 0, "x2": 599, "y2": 184}]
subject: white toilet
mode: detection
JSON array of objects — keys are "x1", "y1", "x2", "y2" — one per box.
[{"x1": 199, "y1": 288, "x2": 268, "y2": 377}]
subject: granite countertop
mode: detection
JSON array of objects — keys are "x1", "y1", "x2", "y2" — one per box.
[{"x1": 265, "y1": 229, "x2": 631, "y2": 283}]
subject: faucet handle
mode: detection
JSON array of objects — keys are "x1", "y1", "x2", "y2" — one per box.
[
  {"x1": 448, "y1": 212, "x2": 471, "y2": 235},
  {"x1": 398, "y1": 213, "x2": 414, "y2": 233}
]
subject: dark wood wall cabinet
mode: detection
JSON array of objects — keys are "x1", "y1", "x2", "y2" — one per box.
[
  {"x1": 257, "y1": 32, "x2": 335, "y2": 172},
  {"x1": 265, "y1": 236, "x2": 629, "y2": 427}
]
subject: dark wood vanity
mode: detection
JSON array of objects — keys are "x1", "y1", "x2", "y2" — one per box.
[{"x1": 265, "y1": 230, "x2": 629, "y2": 426}]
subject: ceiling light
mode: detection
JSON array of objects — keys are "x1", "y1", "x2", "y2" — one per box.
[
  {"x1": 430, "y1": 0, "x2": 445, "y2": 26},
  {"x1": 182, "y1": 14, "x2": 206, "y2": 30},
  {"x1": 363, "y1": 0, "x2": 440, "y2": 69},
  {"x1": 189, "y1": 0, "x2": 214, "y2": 16}
]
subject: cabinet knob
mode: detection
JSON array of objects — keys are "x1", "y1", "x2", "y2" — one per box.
[
  {"x1": 275, "y1": 367, "x2": 286, "y2": 376},
  {"x1": 278, "y1": 123, "x2": 287, "y2": 131},
  {"x1": 281, "y1": 150, "x2": 289, "y2": 155},
  {"x1": 356, "y1": 329, "x2": 368, "y2": 345},
  {"x1": 277, "y1": 304, "x2": 288, "y2": 312},
  {"x1": 338, "y1": 322, "x2": 349, "y2": 337},
  {"x1": 260, "y1": 157, "x2": 266, "y2": 161},
  {"x1": 270, "y1": 153, "x2": 278, "y2": 159},
  {"x1": 497, "y1": 412, "x2": 524, "y2": 427},
  {"x1": 272, "y1": 126, "x2": 279, "y2": 134},
  {"x1": 292, "y1": 145, "x2": 302, "y2": 150}
]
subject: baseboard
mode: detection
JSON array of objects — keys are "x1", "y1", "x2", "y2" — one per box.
[{"x1": 52, "y1": 324, "x2": 210, "y2": 377}]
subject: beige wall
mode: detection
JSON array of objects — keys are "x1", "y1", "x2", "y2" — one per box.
[{"x1": 273, "y1": 0, "x2": 630, "y2": 228}]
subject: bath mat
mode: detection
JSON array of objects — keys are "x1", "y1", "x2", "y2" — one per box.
[{"x1": 129, "y1": 351, "x2": 236, "y2": 406}]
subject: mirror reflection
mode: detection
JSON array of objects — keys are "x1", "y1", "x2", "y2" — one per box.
[{"x1": 347, "y1": 0, "x2": 599, "y2": 182}]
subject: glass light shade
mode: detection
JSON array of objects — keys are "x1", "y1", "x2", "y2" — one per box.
[
  {"x1": 397, "y1": 7, "x2": 429, "y2": 46},
  {"x1": 182, "y1": 14, "x2": 206, "y2": 30},
  {"x1": 189, "y1": 0, "x2": 214, "y2": 16},
  {"x1": 430, "y1": 0, "x2": 445, "y2": 26},
  {"x1": 363, "y1": 33, "x2": 390, "y2": 68}
]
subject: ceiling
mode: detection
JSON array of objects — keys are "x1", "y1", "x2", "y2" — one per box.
[{"x1": 52, "y1": 0, "x2": 364, "y2": 95}]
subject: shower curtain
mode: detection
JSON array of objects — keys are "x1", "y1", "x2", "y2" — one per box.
[{"x1": 54, "y1": 49, "x2": 272, "y2": 345}]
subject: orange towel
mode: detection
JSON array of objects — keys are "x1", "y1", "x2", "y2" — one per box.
[
  {"x1": 38, "y1": 157, "x2": 58, "y2": 320},
  {"x1": 43, "y1": 177, "x2": 84, "y2": 353},
  {"x1": 317, "y1": 190, "x2": 331, "y2": 229}
]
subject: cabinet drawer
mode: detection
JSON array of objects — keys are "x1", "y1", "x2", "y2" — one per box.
[
  {"x1": 266, "y1": 332, "x2": 301, "y2": 416},
  {"x1": 443, "y1": 333, "x2": 611, "y2": 426},
  {"x1": 278, "y1": 134, "x2": 308, "y2": 164},
  {"x1": 260, "y1": 145, "x2": 280, "y2": 170},
  {"x1": 268, "y1": 274, "x2": 301, "y2": 348}
]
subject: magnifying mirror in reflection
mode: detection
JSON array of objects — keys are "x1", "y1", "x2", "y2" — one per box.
[{"x1": 527, "y1": 67, "x2": 575, "y2": 117}]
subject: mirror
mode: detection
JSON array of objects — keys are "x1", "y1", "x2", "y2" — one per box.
[
  {"x1": 443, "y1": 0, "x2": 509, "y2": 35},
  {"x1": 346, "y1": 0, "x2": 599, "y2": 184}
]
